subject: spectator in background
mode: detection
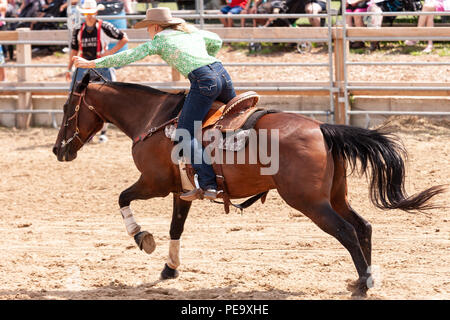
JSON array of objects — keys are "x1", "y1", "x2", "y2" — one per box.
[
  {"x1": 366, "y1": 0, "x2": 404, "y2": 50},
  {"x1": 59, "y1": 0, "x2": 79, "y2": 14},
  {"x1": 0, "y1": 0, "x2": 6, "y2": 28},
  {"x1": 98, "y1": 0, "x2": 129, "y2": 53},
  {"x1": 220, "y1": 0, "x2": 249, "y2": 27},
  {"x1": 241, "y1": 0, "x2": 262, "y2": 27},
  {"x1": 2, "y1": 0, "x2": 18, "y2": 61},
  {"x1": 176, "y1": 0, "x2": 195, "y2": 10},
  {"x1": 0, "y1": 0, "x2": 6, "y2": 56},
  {"x1": 254, "y1": 0, "x2": 290, "y2": 27},
  {"x1": 205, "y1": 0, "x2": 221, "y2": 10},
  {"x1": 346, "y1": 0, "x2": 369, "y2": 27},
  {"x1": 367, "y1": 0, "x2": 423, "y2": 51},
  {"x1": 0, "y1": 45, "x2": 5, "y2": 81},
  {"x1": 123, "y1": 0, "x2": 133, "y2": 13},
  {"x1": 304, "y1": 0, "x2": 326, "y2": 27},
  {"x1": 67, "y1": 0, "x2": 128, "y2": 143},
  {"x1": 31, "y1": 0, "x2": 68, "y2": 30},
  {"x1": 175, "y1": 0, "x2": 222, "y2": 11},
  {"x1": 405, "y1": 0, "x2": 450, "y2": 53},
  {"x1": 66, "y1": 0, "x2": 128, "y2": 88},
  {"x1": 0, "y1": 0, "x2": 6, "y2": 81},
  {"x1": 345, "y1": 0, "x2": 369, "y2": 49},
  {"x1": 18, "y1": 0, "x2": 44, "y2": 17}
]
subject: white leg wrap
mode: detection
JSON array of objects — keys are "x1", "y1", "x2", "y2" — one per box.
[
  {"x1": 167, "y1": 239, "x2": 181, "y2": 269},
  {"x1": 120, "y1": 206, "x2": 141, "y2": 237}
]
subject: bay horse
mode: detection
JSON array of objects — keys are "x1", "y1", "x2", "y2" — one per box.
[{"x1": 53, "y1": 71, "x2": 444, "y2": 297}]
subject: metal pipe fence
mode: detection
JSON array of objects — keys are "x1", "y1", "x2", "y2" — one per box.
[
  {"x1": 0, "y1": 85, "x2": 336, "y2": 92},
  {"x1": 341, "y1": 0, "x2": 450, "y2": 125},
  {"x1": 0, "y1": 62, "x2": 331, "y2": 68},
  {"x1": 0, "y1": 109, "x2": 62, "y2": 128},
  {"x1": 1, "y1": 2, "x2": 450, "y2": 127},
  {"x1": 0, "y1": 2, "x2": 337, "y2": 124}
]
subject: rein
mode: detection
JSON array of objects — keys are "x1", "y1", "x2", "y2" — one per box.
[{"x1": 132, "y1": 116, "x2": 179, "y2": 149}]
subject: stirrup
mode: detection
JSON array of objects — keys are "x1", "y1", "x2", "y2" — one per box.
[{"x1": 204, "y1": 189, "x2": 221, "y2": 201}]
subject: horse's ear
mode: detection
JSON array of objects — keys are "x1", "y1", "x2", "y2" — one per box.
[
  {"x1": 74, "y1": 71, "x2": 90, "y2": 92},
  {"x1": 81, "y1": 71, "x2": 90, "y2": 86}
]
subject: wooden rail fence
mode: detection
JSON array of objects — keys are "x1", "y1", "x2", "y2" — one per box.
[{"x1": 1, "y1": 26, "x2": 450, "y2": 127}]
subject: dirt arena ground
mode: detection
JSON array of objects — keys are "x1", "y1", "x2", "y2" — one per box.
[{"x1": 0, "y1": 117, "x2": 448, "y2": 300}]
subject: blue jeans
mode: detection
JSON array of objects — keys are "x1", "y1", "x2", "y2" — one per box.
[
  {"x1": 0, "y1": 45, "x2": 4, "y2": 64},
  {"x1": 221, "y1": 5, "x2": 243, "y2": 14},
  {"x1": 178, "y1": 62, "x2": 236, "y2": 190},
  {"x1": 70, "y1": 67, "x2": 115, "y2": 91}
]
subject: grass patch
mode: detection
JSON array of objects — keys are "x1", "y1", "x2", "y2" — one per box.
[
  {"x1": 53, "y1": 51, "x2": 65, "y2": 58},
  {"x1": 349, "y1": 41, "x2": 450, "y2": 56}
]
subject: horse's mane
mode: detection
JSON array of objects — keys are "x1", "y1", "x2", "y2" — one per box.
[{"x1": 105, "y1": 81, "x2": 186, "y2": 97}]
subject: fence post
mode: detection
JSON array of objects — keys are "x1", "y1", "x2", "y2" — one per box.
[
  {"x1": 16, "y1": 28, "x2": 32, "y2": 129},
  {"x1": 333, "y1": 24, "x2": 348, "y2": 125},
  {"x1": 171, "y1": 68, "x2": 181, "y2": 82}
]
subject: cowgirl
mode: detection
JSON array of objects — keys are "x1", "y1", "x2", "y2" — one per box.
[{"x1": 73, "y1": 7, "x2": 237, "y2": 201}]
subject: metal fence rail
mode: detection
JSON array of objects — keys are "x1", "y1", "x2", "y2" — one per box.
[
  {"x1": 0, "y1": 1, "x2": 338, "y2": 127},
  {"x1": 0, "y1": 109, "x2": 62, "y2": 128},
  {"x1": 1, "y1": 1, "x2": 450, "y2": 128},
  {"x1": 341, "y1": 2, "x2": 450, "y2": 125}
]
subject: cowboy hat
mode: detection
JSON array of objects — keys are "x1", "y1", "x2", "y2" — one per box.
[
  {"x1": 134, "y1": 7, "x2": 185, "y2": 29},
  {"x1": 79, "y1": 0, "x2": 105, "y2": 14}
]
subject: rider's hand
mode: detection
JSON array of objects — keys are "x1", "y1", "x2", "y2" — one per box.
[{"x1": 72, "y1": 56, "x2": 95, "y2": 69}]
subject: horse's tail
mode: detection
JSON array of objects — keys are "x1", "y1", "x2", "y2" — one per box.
[{"x1": 319, "y1": 123, "x2": 446, "y2": 212}]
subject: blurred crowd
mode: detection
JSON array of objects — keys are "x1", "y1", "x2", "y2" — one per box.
[
  {"x1": 0, "y1": 0, "x2": 449, "y2": 72},
  {"x1": 222, "y1": 0, "x2": 449, "y2": 52}
]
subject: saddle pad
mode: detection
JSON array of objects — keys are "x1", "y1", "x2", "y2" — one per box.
[
  {"x1": 164, "y1": 124, "x2": 250, "y2": 152},
  {"x1": 164, "y1": 109, "x2": 279, "y2": 152}
]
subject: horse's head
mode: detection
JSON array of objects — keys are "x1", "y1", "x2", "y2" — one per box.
[{"x1": 53, "y1": 71, "x2": 105, "y2": 161}]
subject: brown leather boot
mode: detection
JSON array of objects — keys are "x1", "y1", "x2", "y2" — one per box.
[
  {"x1": 204, "y1": 189, "x2": 220, "y2": 201},
  {"x1": 180, "y1": 188, "x2": 204, "y2": 201},
  {"x1": 180, "y1": 188, "x2": 220, "y2": 201}
]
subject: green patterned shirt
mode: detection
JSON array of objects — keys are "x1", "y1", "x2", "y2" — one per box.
[{"x1": 95, "y1": 26, "x2": 222, "y2": 77}]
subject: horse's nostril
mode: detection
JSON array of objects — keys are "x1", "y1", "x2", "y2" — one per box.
[{"x1": 52, "y1": 146, "x2": 58, "y2": 156}]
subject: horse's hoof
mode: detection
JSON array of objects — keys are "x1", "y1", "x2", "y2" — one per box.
[
  {"x1": 347, "y1": 278, "x2": 369, "y2": 298},
  {"x1": 346, "y1": 279, "x2": 359, "y2": 291},
  {"x1": 160, "y1": 263, "x2": 179, "y2": 280},
  {"x1": 351, "y1": 289, "x2": 368, "y2": 298},
  {"x1": 134, "y1": 231, "x2": 156, "y2": 254}
]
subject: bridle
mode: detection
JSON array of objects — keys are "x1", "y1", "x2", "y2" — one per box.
[{"x1": 61, "y1": 83, "x2": 107, "y2": 151}]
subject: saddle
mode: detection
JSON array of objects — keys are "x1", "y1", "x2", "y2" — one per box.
[
  {"x1": 175, "y1": 91, "x2": 275, "y2": 213},
  {"x1": 133, "y1": 90, "x2": 272, "y2": 213},
  {"x1": 202, "y1": 91, "x2": 260, "y2": 131}
]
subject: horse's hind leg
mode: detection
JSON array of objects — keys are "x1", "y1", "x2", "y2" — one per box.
[
  {"x1": 330, "y1": 159, "x2": 373, "y2": 266},
  {"x1": 119, "y1": 174, "x2": 166, "y2": 254},
  {"x1": 161, "y1": 194, "x2": 192, "y2": 280},
  {"x1": 289, "y1": 198, "x2": 371, "y2": 296}
]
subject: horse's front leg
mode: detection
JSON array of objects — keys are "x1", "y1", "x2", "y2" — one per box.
[
  {"x1": 119, "y1": 174, "x2": 167, "y2": 254},
  {"x1": 160, "y1": 193, "x2": 192, "y2": 280}
]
